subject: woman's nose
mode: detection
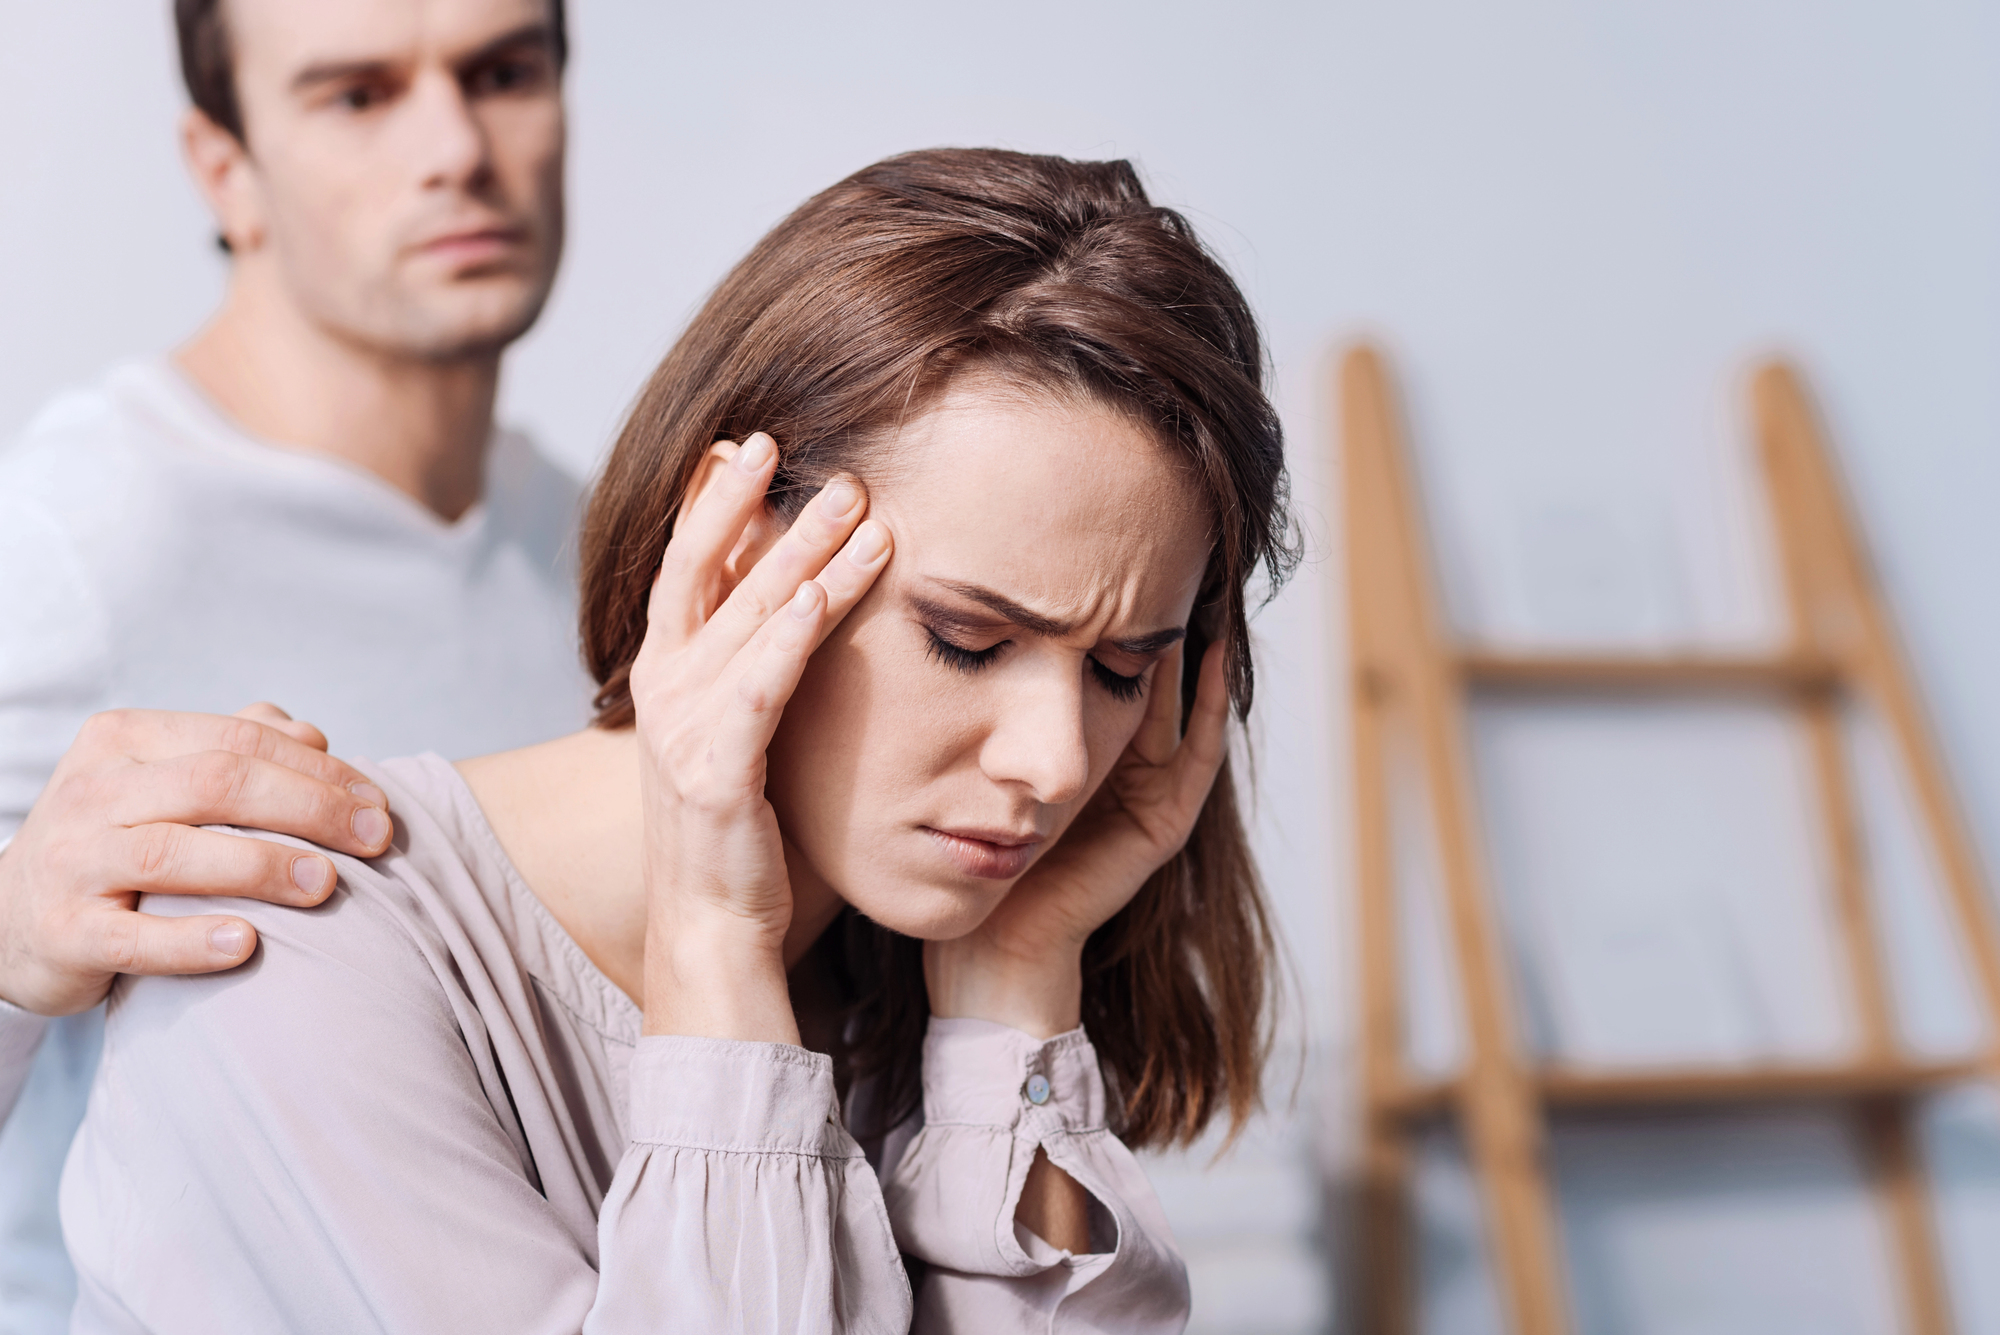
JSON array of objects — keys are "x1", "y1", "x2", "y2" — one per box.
[{"x1": 978, "y1": 674, "x2": 1091, "y2": 807}]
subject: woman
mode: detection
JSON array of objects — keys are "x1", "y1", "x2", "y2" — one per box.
[{"x1": 63, "y1": 149, "x2": 1294, "y2": 1332}]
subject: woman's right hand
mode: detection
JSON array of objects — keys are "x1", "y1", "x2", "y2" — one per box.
[{"x1": 627, "y1": 433, "x2": 891, "y2": 1044}]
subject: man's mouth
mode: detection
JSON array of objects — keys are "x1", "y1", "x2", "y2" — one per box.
[{"x1": 415, "y1": 224, "x2": 528, "y2": 268}]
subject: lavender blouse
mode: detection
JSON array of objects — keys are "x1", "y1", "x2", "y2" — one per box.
[{"x1": 57, "y1": 754, "x2": 1189, "y2": 1332}]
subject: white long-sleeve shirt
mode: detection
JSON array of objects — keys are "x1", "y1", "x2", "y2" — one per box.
[
  {"x1": 0, "y1": 360, "x2": 595, "y2": 1330},
  {"x1": 61, "y1": 754, "x2": 1190, "y2": 1332}
]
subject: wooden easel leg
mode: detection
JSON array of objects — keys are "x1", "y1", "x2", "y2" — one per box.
[
  {"x1": 1342, "y1": 345, "x2": 1571, "y2": 1335},
  {"x1": 1860, "y1": 1099, "x2": 1954, "y2": 1335},
  {"x1": 1355, "y1": 1115, "x2": 1415, "y2": 1335},
  {"x1": 1756, "y1": 361, "x2": 1962, "y2": 1335}
]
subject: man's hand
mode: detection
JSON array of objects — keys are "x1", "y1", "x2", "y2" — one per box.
[{"x1": 0, "y1": 704, "x2": 393, "y2": 1016}]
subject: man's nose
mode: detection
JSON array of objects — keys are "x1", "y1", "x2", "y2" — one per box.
[
  {"x1": 978, "y1": 672, "x2": 1091, "y2": 808},
  {"x1": 405, "y1": 70, "x2": 489, "y2": 191}
]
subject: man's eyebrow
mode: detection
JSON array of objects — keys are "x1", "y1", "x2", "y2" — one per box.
[
  {"x1": 453, "y1": 22, "x2": 558, "y2": 74},
  {"x1": 925, "y1": 582, "x2": 1186, "y2": 656},
  {"x1": 291, "y1": 55, "x2": 397, "y2": 94},
  {"x1": 289, "y1": 23, "x2": 553, "y2": 93}
]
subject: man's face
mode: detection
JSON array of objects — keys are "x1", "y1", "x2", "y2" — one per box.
[{"x1": 223, "y1": 0, "x2": 565, "y2": 360}]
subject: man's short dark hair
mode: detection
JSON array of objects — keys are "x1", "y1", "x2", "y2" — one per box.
[{"x1": 173, "y1": 0, "x2": 570, "y2": 142}]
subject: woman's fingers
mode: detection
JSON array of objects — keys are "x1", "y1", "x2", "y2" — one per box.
[
  {"x1": 709, "y1": 582, "x2": 827, "y2": 789},
  {"x1": 700, "y1": 516, "x2": 892, "y2": 751},
  {"x1": 688, "y1": 476, "x2": 869, "y2": 676},
  {"x1": 647, "y1": 434, "x2": 779, "y2": 647},
  {"x1": 808, "y1": 518, "x2": 893, "y2": 641},
  {"x1": 1131, "y1": 642, "x2": 1186, "y2": 765},
  {"x1": 1170, "y1": 641, "x2": 1232, "y2": 810}
]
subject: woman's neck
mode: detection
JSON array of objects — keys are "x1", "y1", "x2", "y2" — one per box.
[{"x1": 456, "y1": 727, "x2": 845, "y2": 1006}]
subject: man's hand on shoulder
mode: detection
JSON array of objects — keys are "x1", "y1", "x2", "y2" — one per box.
[{"x1": 0, "y1": 704, "x2": 394, "y2": 1016}]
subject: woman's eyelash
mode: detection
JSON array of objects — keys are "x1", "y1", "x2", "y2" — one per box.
[
  {"x1": 1090, "y1": 658, "x2": 1147, "y2": 703},
  {"x1": 924, "y1": 626, "x2": 1147, "y2": 702},
  {"x1": 925, "y1": 628, "x2": 1004, "y2": 673}
]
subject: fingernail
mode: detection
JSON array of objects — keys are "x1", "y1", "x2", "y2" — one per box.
[
  {"x1": 290, "y1": 856, "x2": 331, "y2": 901},
  {"x1": 735, "y1": 433, "x2": 776, "y2": 473},
  {"x1": 352, "y1": 806, "x2": 392, "y2": 848},
  {"x1": 790, "y1": 583, "x2": 821, "y2": 619},
  {"x1": 347, "y1": 781, "x2": 387, "y2": 808},
  {"x1": 209, "y1": 922, "x2": 248, "y2": 957},
  {"x1": 847, "y1": 520, "x2": 890, "y2": 566},
  {"x1": 818, "y1": 480, "x2": 860, "y2": 518}
]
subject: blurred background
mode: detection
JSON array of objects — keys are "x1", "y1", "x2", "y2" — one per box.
[{"x1": 6, "y1": 2, "x2": 2000, "y2": 1331}]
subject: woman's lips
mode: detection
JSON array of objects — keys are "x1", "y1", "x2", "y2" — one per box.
[{"x1": 921, "y1": 827, "x2": 1041, "y2": 880}]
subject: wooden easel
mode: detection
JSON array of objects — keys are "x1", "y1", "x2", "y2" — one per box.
[{"x1": 1341, "y1": 344, "x2": 2000, "y2": 1335}]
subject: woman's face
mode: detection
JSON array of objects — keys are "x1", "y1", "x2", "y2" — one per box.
[{"x1": 765, "y1": 379, "x2": 1213, "y2": 940}]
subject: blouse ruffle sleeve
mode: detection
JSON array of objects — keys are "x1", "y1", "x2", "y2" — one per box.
[
  {"x1": 590, "y1": 1035, "x2": 912, "y2": 1333},
  {"x1": 882, "y1": 1018, "x2": 1190, "y2": 1333}
]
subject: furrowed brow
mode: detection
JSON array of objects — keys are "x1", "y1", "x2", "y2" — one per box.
[
  {"x1": 929, "y1": 581, "x2": 1186, "y2": 656},
  {"x1": 933, "y1": 582, "x2": 1071, "y2": 637}
]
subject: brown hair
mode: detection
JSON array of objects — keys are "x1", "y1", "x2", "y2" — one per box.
[
  {"x1": 173, "y1": 0, "x2": 570, "y2": 142},
  {"x1": 580, "y1": 148, "x2": 1296, "y2": 1149}
]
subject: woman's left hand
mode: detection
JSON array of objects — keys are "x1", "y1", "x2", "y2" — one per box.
[{"x1": 924, "y1": 639, "x2": 1231, "y2": 1038}]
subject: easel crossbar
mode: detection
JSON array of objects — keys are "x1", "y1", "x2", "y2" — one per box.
[
  {"x1": 1384, "y1": 1057, "x2": 1988, "y2": 1118},
  {"x1": 1454, "y1": 653, "x2": 1838, "y2": 694}
]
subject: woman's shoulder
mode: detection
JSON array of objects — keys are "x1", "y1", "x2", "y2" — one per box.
[
  {"x1": 87, "y1": 756, "x2": 564, "y2": 1194},
  {"x1": 126, "y1": 754, "x2": 514, "y2": 1016},
  {"x1": 127, "y1": 751, "x2": 634, "y2": 1039},
  {"x1": 70, "y1": 757, "x2": 597, "y2": 1329}
]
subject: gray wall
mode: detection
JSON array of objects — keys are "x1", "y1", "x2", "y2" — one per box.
[{"x1": 7, "y1": 3, "x2": 2000, "y2": 1331}]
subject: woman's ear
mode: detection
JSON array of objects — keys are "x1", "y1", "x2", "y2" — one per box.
[{"x1": 680, "y1": 439, "x2": 787, "y2": 601}]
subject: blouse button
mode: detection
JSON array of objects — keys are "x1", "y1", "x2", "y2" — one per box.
[{"x1": 1026, "y1": 1073, "x2": 1052, "y2": 1105}]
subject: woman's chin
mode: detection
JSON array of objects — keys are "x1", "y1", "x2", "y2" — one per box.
[{"x1": 838, "y1": 877, "x2": 1011, "y2": 942}]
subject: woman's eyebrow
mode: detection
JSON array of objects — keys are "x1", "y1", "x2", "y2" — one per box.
[
  {"x1": 1112, "y1": 627, "x2": 1189, "y2": 656},
  {"x1": 922, "y1": 581, "x2": 1186, "y2": 656}
]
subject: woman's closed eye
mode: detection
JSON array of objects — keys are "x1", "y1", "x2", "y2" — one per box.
[
  {"x1": 1089, "y1": 657, "x2": 1146, "y2": 703},
  {"x1": 925, "y1": 627, "x2": 1004, "y2": 673},
  {"x1": 924, "y1": 626, "x2": 1147, "y2": 702}
]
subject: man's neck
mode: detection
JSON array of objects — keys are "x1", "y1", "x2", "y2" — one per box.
[{"x1": 176, "y1": 277, "x2": 499, "y2": 522}]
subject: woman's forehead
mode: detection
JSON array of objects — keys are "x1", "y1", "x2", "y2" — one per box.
[
  {"x1": 885, "y1": 380, "x2": 1203, "y2": 514},
  {"x1": 871, "y1": 387, "x2": 1211, "y2": 619}
]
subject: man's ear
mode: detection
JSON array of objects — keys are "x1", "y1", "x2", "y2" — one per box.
[
  {"x1": 181, "y1": 108, "x2": 265, "y2": 255},
  {"x1": 680, "y1": 439, "x2": 787, "y2": 601}
]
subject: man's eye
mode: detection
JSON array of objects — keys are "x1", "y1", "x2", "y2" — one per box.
[
  {"x1": 337, "y1": 84, "x2": 385, "y2": 112},
  {"x1": 1089, "y1": 658, "x2": 1146, "y2": 703},
  {"x1": 925, "y1": 629, "x2": 1004, "y2": 674},
  {"x1": 471, "y1": 58, "x2": 544, "y2": 95}
]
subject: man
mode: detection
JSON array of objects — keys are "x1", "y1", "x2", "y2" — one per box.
[{"x1": 0, "y1": 1, "x2": 589, "y2": 1327}]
